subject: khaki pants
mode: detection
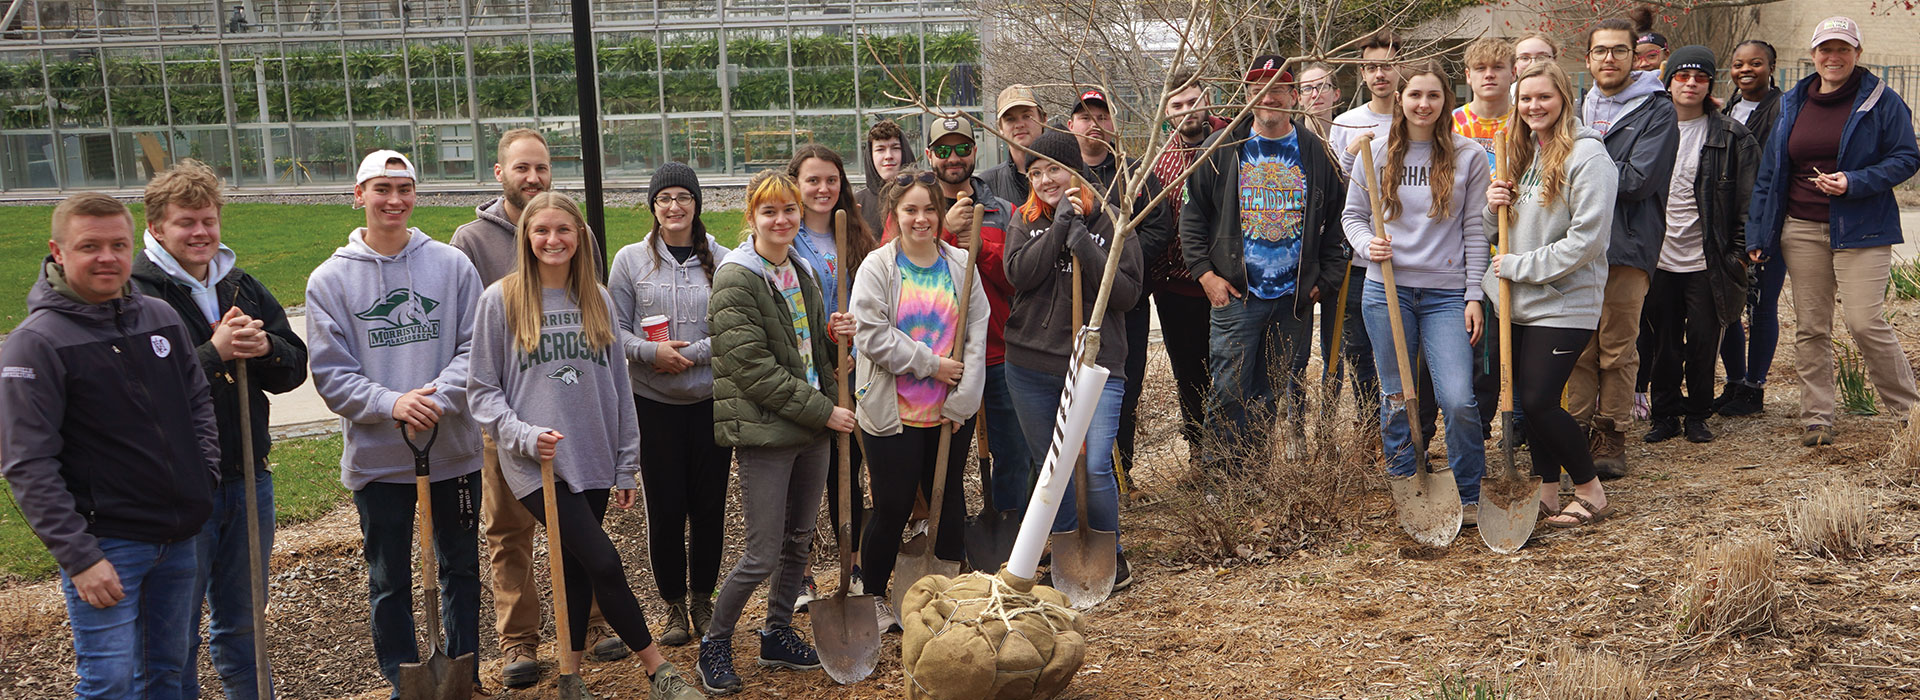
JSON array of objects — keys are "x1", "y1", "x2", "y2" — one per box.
[
  {"x1": 1780, "y1": 217, "x2": 1919, "y2": 426},
  {"x1": 482, "y1": 433, "x2": 605, "y2": 652},
  {"x1": 1568, "y1": 265, "x2": 1650, "y2": 426}
]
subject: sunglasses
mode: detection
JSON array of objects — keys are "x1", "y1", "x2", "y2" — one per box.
[
  {"x1": 1670, "y1": 71, "x2": 1712, "y2": 84},
  {"x1": 929, "y1": 142, "x2": 974, "y2": 158},
  {"x1": 892, "y1": 171, "x2": 938, "y2": 186}
]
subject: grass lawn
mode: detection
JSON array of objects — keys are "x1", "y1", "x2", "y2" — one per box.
[
  {"x1": 0, "y1": 203, "x2": 746, "y2": 328},
  {"x1": 0, "y1": 433, "x2": 350, "y2": 582}
]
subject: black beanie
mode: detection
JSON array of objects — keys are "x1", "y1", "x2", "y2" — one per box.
[
  {"x1": 1025, "y1": 130, "x2": 1087, "y2": 175},
  {"x1": 648, "y1": 161, "x2": 703, "y2": 215},
  {"x1": 1664, "y1": 45, "x2": 1717, "y2": 86}
]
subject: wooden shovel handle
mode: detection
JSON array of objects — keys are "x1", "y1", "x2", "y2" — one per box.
[{"x1": 1358, "y1": 134, "x2": 1427, "y2": 458}]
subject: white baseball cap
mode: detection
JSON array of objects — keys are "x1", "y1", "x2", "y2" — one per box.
[
  {"x1": 355, "y1": 149, "x2": 417, "y2": 185},
  {"x1": 1810, "y1": 16, "x2": 1862, "y2": 49}
]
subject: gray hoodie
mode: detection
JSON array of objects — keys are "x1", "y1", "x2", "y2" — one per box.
[
  {"x1": 1582, "y1": 70, "x2": 1663, "y2": 136},
  {"x1": 450, "y1": 197, "x2": 519, "y2": 286},
  {"x1": 608, "y1": 234, "x2": 730, "y2": 404},
  {"x1": 1484, "y1": 127, "x2": 1619, "y2": 330},
  {"x1": 1342, "y1": 132, "x2": 1493, "y2": 300},
  {"x1": 306, "y1": 228, "x2": 484, "y2": 489}
]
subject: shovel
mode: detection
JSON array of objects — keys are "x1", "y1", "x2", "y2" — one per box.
[
  {"x1": 1478, "y1": 133, "x2": 1542, "y2": 554},
  {"x1": 812, "y1": 208, "x2": 881, "y2": 684},
  {"x1": 235, "y1": 360, "x2": 273, "y2": 699},
  {"x1": 396, "y1": 424, "x2": 477, "y2": 700},
  {"x1": 1048, "y1": 257, "x2": 1117, "y2": 609},
  {"x1": 1357, "y1": 134, "x2": 1462, "y2": 547},
  {"x1": 890, "y1": 203, "x2": 985, "y2": 610},
  {"x1": 963, "y1": 420, "x2": 1019, "y2": 572},
  {"x1": 539, "y1": 452, "x2": 594, "y2": 700}
]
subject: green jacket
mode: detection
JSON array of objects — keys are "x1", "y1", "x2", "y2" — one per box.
[{"x1": 710, "y1": 238, "x2": 840, "y2": 448}]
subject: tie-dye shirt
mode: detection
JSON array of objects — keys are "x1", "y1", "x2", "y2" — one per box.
[
  {"x1": 763, "y1": 255, "x2": 818, "y2": 390},
  {"x1": 1239, "y1": 131, "x2": 1307, "y2": 300},
  {"x1": 893, "y1": 250, "x2": 958, "y2": 427},
  {"x1": 1451, "y1": 103, "x2": 1508, "y2": 171}
]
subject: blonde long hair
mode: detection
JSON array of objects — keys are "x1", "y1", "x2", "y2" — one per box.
[
  {"x1": 1504, "y1": 62, "x2": 1580, "y2": 209},
  {"x1": 502, "y1": 192, "x2": 614, "y2": 355},
  {"x1": 1380, "y1": 61, "x2": 1458, "y2": 223}
]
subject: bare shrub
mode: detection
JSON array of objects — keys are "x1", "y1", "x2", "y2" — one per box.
[
  {"x1": 1784, "y1": 480, "x2": 1875, "y2": 559},
  {"x1": 1882, "y1": 406, "x2": 1920, "y2": 485},
  {"x1": 1675, "y1": 534, "x2": 1779, "y2": 641},
  {"x1": 1536, "y1": 643, "x2": 1650, "y2": 700}
]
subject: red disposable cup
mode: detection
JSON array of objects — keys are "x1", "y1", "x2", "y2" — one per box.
[{"x1": 641, "y1": 315, "x2": 671, "y2": 342}]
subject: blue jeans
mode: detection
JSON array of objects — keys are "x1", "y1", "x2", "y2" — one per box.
[
  {"x1": 982, "y1": 362, "x2": 1036, "y2": 514},
  {"x1": 1003, "y1": 362, "x2": 1124, "y2": 551},
  {"x1": 188, "y1": 471, "x2": 277, "y2": 700},
  {"x1": 353, "y1": 475, "x2": 482, "y2": 696},
  {"x1": 1361, "y1": 280, "x2": 1484, "y2": 503},
  {"x1": 1204, "y1": 294, "x2": 1313, "y2": 468},
  {"x1": 60, "y1": 537, "x2": 200, "y2": 700}
]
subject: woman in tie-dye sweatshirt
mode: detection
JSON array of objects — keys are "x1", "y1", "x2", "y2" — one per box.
[{"x1": 848, "y1": 169, "x2": 989, "y2": 624}]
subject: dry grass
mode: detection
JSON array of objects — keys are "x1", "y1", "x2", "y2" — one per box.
[
  {"x1": 1883, "y1": 407, "x2": 1920, "y2": 485},
  {"x1": 1675, "y1": 534, "x2": 1780, "y2": 642},
  {"x1": 1785, "y1": 480, "x2": 1876, "y2": 559},
  {"x1": 1536, "y1": 643, "x2": 1651, "y2": 700}
]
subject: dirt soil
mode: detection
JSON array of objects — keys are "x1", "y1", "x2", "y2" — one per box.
[{"x1": 6, "y1": 298, "x2": 1920, "y2": 699}]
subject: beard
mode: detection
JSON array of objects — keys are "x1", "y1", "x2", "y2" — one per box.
[
  {"x1": 1177, "y1": 118, "x2": 1209, "y2": 142},
  {"x1": 504, "y1": 183, "x2": 537, "y2": 211},
  {"x1": 937, "y1": 165, "x2": 971, "y2": 185}
]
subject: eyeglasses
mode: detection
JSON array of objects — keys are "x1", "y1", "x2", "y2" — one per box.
[
  {"x1": 1300, "y1": 84, "x2": 1336, "y2": 95},
  {"x1": 1587, "y1": 46, "x2": 1632, "y2": 60},
  {"x1": 892, "y1": 171, "x2": 938, "y2": 186},
  {"x1": 929, "y1": 142, "x2": 974, "y2": 158},
  {"x1": 1670, "y1": 71, "x2": 1713, "y2": 84},
  {"x1": 653, "y1": 194, "x2": 695, "y2": 206}
]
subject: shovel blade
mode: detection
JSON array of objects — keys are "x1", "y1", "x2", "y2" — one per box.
[
  {"x1": 1048, "y1": 529, "x2": 1117, "y2": 610},
  {"x1": 397, "y1": 651, "x2": 476, "y2": 700},
  {"x1": 811, "y1": 592, "x2": 881, "y2": 684},
  {"x1": 1477, "y1": 472, "x2": 1543, "y2": 554},
  {"x1": 892, "y1": 536, "x2": 964, "y2": 613},
  {"x1": 963, "y1": 510, "x2": 1020, "y2": 573},
  {"x1": 557, "y1": 671, "x2": 594, "y2": 700},
  {"x1": 1387, "y1": 466, "x2": 1463, "y2": 547}
]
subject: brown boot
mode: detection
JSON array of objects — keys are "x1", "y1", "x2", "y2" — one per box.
[{"x1": 1591, "y1": 416, "x2": 1628, "y2": 479}]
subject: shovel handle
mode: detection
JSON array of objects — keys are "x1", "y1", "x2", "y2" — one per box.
[
  {"x1": 1358, "y1": 134, "x2": 1427, "y2": 461},
  {"x1": 541, "y1": 453, "x2": 575, "y2": 674},
  {"x1": 235, "y1": 360, "x2": 271, "y2": 698}
]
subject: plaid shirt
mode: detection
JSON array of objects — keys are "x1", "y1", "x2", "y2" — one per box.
[{"x1": 1149, "y1": 114, "x2": 1232, "y2": 294}]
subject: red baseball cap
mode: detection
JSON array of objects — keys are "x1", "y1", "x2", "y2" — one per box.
[{"x1": 1071, "y1": 89, "x2": 1111, "y2": 115}]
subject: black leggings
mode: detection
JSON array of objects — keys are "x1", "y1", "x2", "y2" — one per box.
[
  {"x1": 518, "y1": 483, "x2": 653, "y2": 653},
  {"x1": 858, "y1": 418, "x2": 975, "y2": 596},
  {"x1": 828, "y1": 434, "x2": 867, "y2": 553},
  {"x1": 1512, "y1": 325, "x2": 1598, "y2": 485},
  {"x1": 635, "y1": 395, "x2": 732, "y2": 602}
]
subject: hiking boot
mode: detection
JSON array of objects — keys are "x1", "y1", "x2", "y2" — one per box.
[
  {"x1": 1802, "y1": 424, "x2": 1836, "y2": 447},
  {"x1": 501, "y1": 643, "x2": 539, "y2": 688},
  {"x1": 659, "y1": 598, "x2": 693, "y2": 647},
  {"x1": 793, "y1": 576, "x2": 819, "y2": 613},
  {"x1": 1712, "y1": 383, "x2": 1741, "y2": 412},
  {"x1": 1461, "y1": 503, "x2": 1479, "y2": 528},
  {"x1": 586, "y1": 623, "x2": 631, "y2": 662},
  {"x1": 874, "y1": 596, "x2": 901, "y2": 634},
  {"x1": 689, "y1": 595, "x2": 714, "y2": 639},
  {"x1": 696, "y1": 638, "x2": 743, "y2": 695},
  {"x1": 1643, "y1": 417, "x2": 1682, "y2": 443},
  {"x1": 1684, "y1": 418, "x2": 1714, "y2": 443},
  {"x1": 649, "y1": 661, "x2": 708, "y2": 700},
  {"x1": 1113, "y1": 552, "x2": 1133, "y2": 592},
  {"x1": 1591, "y1": 417, "x2": 1628, "y2": 479},
  {"x1": 1720, "y1": 384, "x2": 1765, "y2": 417},
  {"x1": 758, "y1": 625, "x2": 822, "y2": 671}
]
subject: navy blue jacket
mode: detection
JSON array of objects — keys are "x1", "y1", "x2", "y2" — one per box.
[{"x1": 1748, "y1": 69, "x2": 1920, "y2": 252}]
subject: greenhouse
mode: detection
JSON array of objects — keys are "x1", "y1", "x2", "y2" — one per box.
[{"x1": 0, "y1": 0, "x2": 985, "y2": 192}]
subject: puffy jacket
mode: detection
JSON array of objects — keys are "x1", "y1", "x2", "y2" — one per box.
[
  {"x1": 131, "y1": 256, "x2": 308, "y2": 480},
  {"x1": 1178, "y1": 118, "x2": 1349, "y2": 318},
  {"x1": 850, "y1": 239, "x2": 990, "y2": 436},
  {"x1": 709, "y1": 239, "x2": 841, "y2": 448},
  {"x1": 1690, "y1": 111, "x2": 1761, "y2": 325},
  {"x1": 1748, "y1": 69, "x2": 1920, "y2": 252},
  {"x1": 1, "y1": 260, "x2": 219, "y2": 575},
  {"x1": 981, "y1": 154, "x2": 1031, "y2": 206},
  {"x1": 1587, "y1": 86, "x2": 1681, "y2": 273}
]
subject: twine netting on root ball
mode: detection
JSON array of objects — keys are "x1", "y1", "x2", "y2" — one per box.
[{"x1": 898, "y1": 568, "x2": 1086, "y2": 700}]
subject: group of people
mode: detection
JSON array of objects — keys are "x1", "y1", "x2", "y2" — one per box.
[{"x1": 5, "y1": 11, "x2": 1917, "y2": 700}]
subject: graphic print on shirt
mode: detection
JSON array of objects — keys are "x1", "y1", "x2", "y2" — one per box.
[
  {"x1": 894, "y1": 252, "x2": 958, "y2": 427},
  {"x1": 515, "y1": 310, "x2": 611, "y2": 372},
  {"x1": 1240, "y1": 133, "x2": 1307, "y2": 300},
  {"x1": 548, "y1": 365, "x2": 582, "y2": 385},
  {"x1": 356, "y1": 288, "x2": 442, "y2": 347},
  {"x1": 1452, "y1": 105, "x2": 1508, "y2": 169},
  {"x1": 765, "y1": 259, "x2": 819, "y2": 389}
]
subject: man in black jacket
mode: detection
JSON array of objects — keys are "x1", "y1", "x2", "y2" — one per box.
[
  {"x1": 130, "y1": 160, "x2": 307, "y2": 699},
  {"x1": 2, "y1": 193, "x2": 220, "y2": 698},
  {"x1": 1180, "y1": 57, "x2": 1349, "y2": 472}
]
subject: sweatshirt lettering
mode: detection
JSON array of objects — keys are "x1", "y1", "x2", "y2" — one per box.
[{"x1": 517, "y1": 328, "x2": 610, "y2": 371}]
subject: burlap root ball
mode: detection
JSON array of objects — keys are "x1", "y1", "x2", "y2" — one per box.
[{"x1": 898, "y1": 567, "x2": 1086, "y2": 700}]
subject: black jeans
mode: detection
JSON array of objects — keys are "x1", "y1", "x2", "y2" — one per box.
[
  {"x1": 1512, "y1": 325, "x2": 1597, "y2": 484},
  {"x1": 1117, "y1": 298, "x2": 1152, "y2": 477},
  {"x1": 519, "y1": 482, "x2": 655, "y2": 653},
  {"x1": 636, "y1": 395, "x2": 732, "y2": 602},
  {"x1": 858, "y1": 418, "x2": 976, "y2": 596},
  {"x1": 1319, "y1": 265, "x2": 1381, "y2": 421},
  {"x1": 1647, "y1": 270, "x2": 1723, "y2": 421},
  {"x1": 1154, "y1": 290, "x2": 1212, "y2": 456},
  {"x1": 352, "y1": 474, "x2": 481, "y2": 692}
]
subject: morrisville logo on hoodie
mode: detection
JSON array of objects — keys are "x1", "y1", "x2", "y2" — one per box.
[
  {"x1": 355, "y1": 288, "x2": 442, "y2": 348},
  {"x1": 547, "y1": 365, "x2": 582, "y2": 385}
]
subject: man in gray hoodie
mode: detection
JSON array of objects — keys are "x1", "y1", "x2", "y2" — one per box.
[
  {"x1": 307, "y1": 151, "x2": 486, "y2": 695},
  {"x1": 1575, "y1": 18, "x2": 1680, "y2": 477}
]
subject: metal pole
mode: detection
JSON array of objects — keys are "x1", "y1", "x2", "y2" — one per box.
[{"x1": 569, "y1": 0, "x2": 606, "y2": 277}]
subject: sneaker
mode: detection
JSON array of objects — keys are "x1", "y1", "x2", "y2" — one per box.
[
  {"x1": 1461, "y1": 503, "x2": 1479, "y2": 528},
  {"x1": 1684, "y1": 418, "x2": 1714, "y2": 443},
  {"x1": 501, "y1": 643, "x2": 539, "y2": 689},
  {"x1": 1720, "y1": 384, "x2": 1765, "y2": 417},
  {"x1": 586, "y1": 623, "x2": 631, "y2": 662},
  {"x1": 1802, "y1": 424, "x2": 1836, "y2": 447},
  {"x1": 659, "y1": 598, "x2": 693, "y2": 647},
  {"x1": 1112, "y1": 552, "x2": 1133, "y2": 592},
  {"x1": 874, "y1": 596, "x2": 902, "y2": 634},
  {"x1": 908, "y1": 519, "x2": 929, "y2": 539},
  {"x1": 1643, "y1": 417, "x2": 1682, "y2": 443},
  {"x1": 848, "y1": 566, "x2": 866, "y2": 596},
  {"x1": 696, "y1": 638, "x2": 743, "y2": 695},
  {"x1": 649, "y1": 661, "x2": 708, "y2": 700},
  {"x1": 793, "y1": 576, "x2": 819, "y2": 613},
  {"x1": 757, "y1": 626, "x2": 822, "y2": 671},
  {"x1": 1632, "y1": 392, "x2": 1651, "y2": 421},
  {"x1": 689, "y1": 595, "x2": 714, "y2": 639}
]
